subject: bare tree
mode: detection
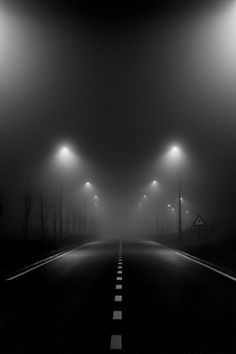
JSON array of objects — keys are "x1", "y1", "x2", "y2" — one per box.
[
  {"x1": 72, "y1": 206, "x2": 76, "y2": 236},
  {"x1": 23, "y1": 186, "x2": 35, "y2": 241},
  {"x1": 38, "y1": 191, "x2": 48, "y2": 241},
  {"x1": 0, "y1": 189, "x2": 7, "y2": 238},
  {"x1": 51, "y1": 193, "x2": 58, "y2": 240},
  {"x1": 65, "y1": 211, "x2": 70, "y2": 236}
]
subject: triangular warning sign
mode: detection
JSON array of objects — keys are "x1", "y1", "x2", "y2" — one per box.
[{"x1": 193, "y1": 215, "x2": 206, "y2": 226}]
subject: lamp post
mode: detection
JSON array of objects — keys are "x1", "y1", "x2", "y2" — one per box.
[
  {"x1": 59, "y1": 178, "x2": 63, "y2": 239},
  {"x1": 169, "y1": 146, "x2": 182, "y2": 243},
  {"x1": 142, "y1": 194, "x2": 149, "y2": 234},
  {"x1": 178, "y1": 156, "x2": 182, "y2": 244},
  {"x1": 151, "y1": 180, "x2": 159, "y2": 235},
  {"x1": 56, "y1": 145, "x2": 74, "y2": 239},
  {"x1": 93, "y1": 195, "x2": 99, "y2": 236},
  {"x1": 83, "y1": 181, "x2": 93, "y2": 235}
]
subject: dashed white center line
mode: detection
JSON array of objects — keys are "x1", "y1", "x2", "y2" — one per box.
[
  {"x1": 110, "y1": 242, "x2": 123, "y2": 351},
  {"x1": 113, "y1": 311, "x2": 122, "y2": 320},
  {"x1": 116, "y1": 284, "x2": 122, "y2": 290},
  {"x1": 115, "y1": 295, "x2": 122, "y2": 302},
  {"x1": 110, "y1": 335, "x2": 122, "y2": 350}
]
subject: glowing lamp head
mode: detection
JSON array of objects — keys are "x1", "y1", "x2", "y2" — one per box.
[
  {"x1": 171, "y1": 146, "x2": 180, "y2": 155},
  {"x1": 168, "y1": 204, "x2": 171, "y2": 208},
  {"x1": 60, "y1": 146, "x2": 69, "y2": 155},
  {"x1": 152, "y1": 180, "x2": 158, "y2": 186},
  {"x1": 85, "y1": 181, "x2": 91, "y2": 188},
  {"x1": 56, "y1": 145, "x2": 77, "y2": 171},
  {"x1": 58, "y1": 146, "x2": 72, "y2": 161},
  {"x1": 166, "y1": 145, "x2": 182, "y2": 165}
]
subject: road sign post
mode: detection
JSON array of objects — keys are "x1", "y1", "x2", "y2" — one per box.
[{"x1": 193, "y1": 215, "x2": 206, "y2": 243}]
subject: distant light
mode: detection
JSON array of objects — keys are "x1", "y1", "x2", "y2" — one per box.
[
  {"x1": 180, "y1": 197, "x2": 183, "y2": 201},
  {"x1": 85, "y1": 181, "x2": 91, "y2": 187},
  {"x1": 168, "y1": 204, "x2": 171, "y2": 208},
  {"x1": 138, "y1": 202, "x2": 142, "y2": 207},
  {"x1": 58, "y1": 146, "x2": 72, "y2": 159},
  {"x1": 56, "y1": 144, "x2": 77, "y2": 170},
  {"x1": 152, "y1": 180, "x2": 158, "y2": 186},
  {"x1": 166, "y1": 145, "x2": 182, "y2": 165},
  {"x1": 94, "y1": 194, "x2": 98, "y2": 200},
  {"x1": 185, "y1": 210, "x2": 189, "y2": 214},
  {"x1": 171, "y1": 208, "x2": 175, "y2": 212},
  {"x1": 170, "y1": 146, "x2": 181, "y2": 156},
  {"x1": 143, "y1": 194, "x2": 147, "y2": 199}
]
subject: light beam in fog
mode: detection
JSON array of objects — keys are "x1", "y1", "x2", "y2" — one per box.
[{"x1": 1, "y1": 0, "x2": 236, "y2": 242}]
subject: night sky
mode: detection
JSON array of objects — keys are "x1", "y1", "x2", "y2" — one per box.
[{"x1": 1, "y1": 0, "x2": 236, "y2": 223}]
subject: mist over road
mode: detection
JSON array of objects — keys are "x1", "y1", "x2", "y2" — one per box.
[{"x1": 0, "y1": 239, "x2": 235, "y2": 353}]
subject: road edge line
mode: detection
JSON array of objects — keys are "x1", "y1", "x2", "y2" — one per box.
[{"x1": 175, "y1": 250, "x2": 236, "y2": 283}]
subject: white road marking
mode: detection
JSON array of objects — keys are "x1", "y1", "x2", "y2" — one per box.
[
  {"x1": 115, "y1": 295, "x2": 122, "y2": 302},
  {"x1": 117, "y1": 277, "x2": 122, "y2": 281},
  {"x1": 117, "y1": 270, "x2": 122, "y2": 274},
  {"x1": 113, "y1": 311, "x2": 122, "y2": 320},
  {"x1": 116, "y1": 284, "x2": 122, "y2": 289},
  {"x1": 6, "y1": 249, "x2": 76, "y2": 281},
  {"x1": 118, "y1": 243, "x2": 122, "y2": 257},
  {"x1": 110, "y1": 335, "x2": 122, "y2": 350},
  {"x1": 118, "y1": 266, "x2": 122, "y2": 269},
  {"x1": 177, "y1": 250, "x2": 236, "y2": 283}
]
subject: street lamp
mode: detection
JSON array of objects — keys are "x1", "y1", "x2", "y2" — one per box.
[
  {"x1": 150, "y1": 179, "x2": 160, "y2": 234},
  {"x1": 59, "y1": 146, "x2": 71, "y2": 159},
  {"x1": 169, "y1": 145, "x2": 182, "y2": 243},
  {"x1": 83, "y1": 181, "x2": 95, "y2": 235},
  {"x1": 56, "y1": 145, "x2": 74, "y2": 239}
]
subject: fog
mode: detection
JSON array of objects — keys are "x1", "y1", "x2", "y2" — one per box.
[{"x1": 0, "y1": 0, "x2": 236, "y2": 241}]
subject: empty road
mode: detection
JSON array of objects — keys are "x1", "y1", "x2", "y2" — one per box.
[{"x1": 1, "y1": 239, "x2": 236, "y2": 353}]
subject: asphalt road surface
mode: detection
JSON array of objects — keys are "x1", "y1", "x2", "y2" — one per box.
[{"x1": 1, "y1": 239, "x2": 236, "y2": 353}]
